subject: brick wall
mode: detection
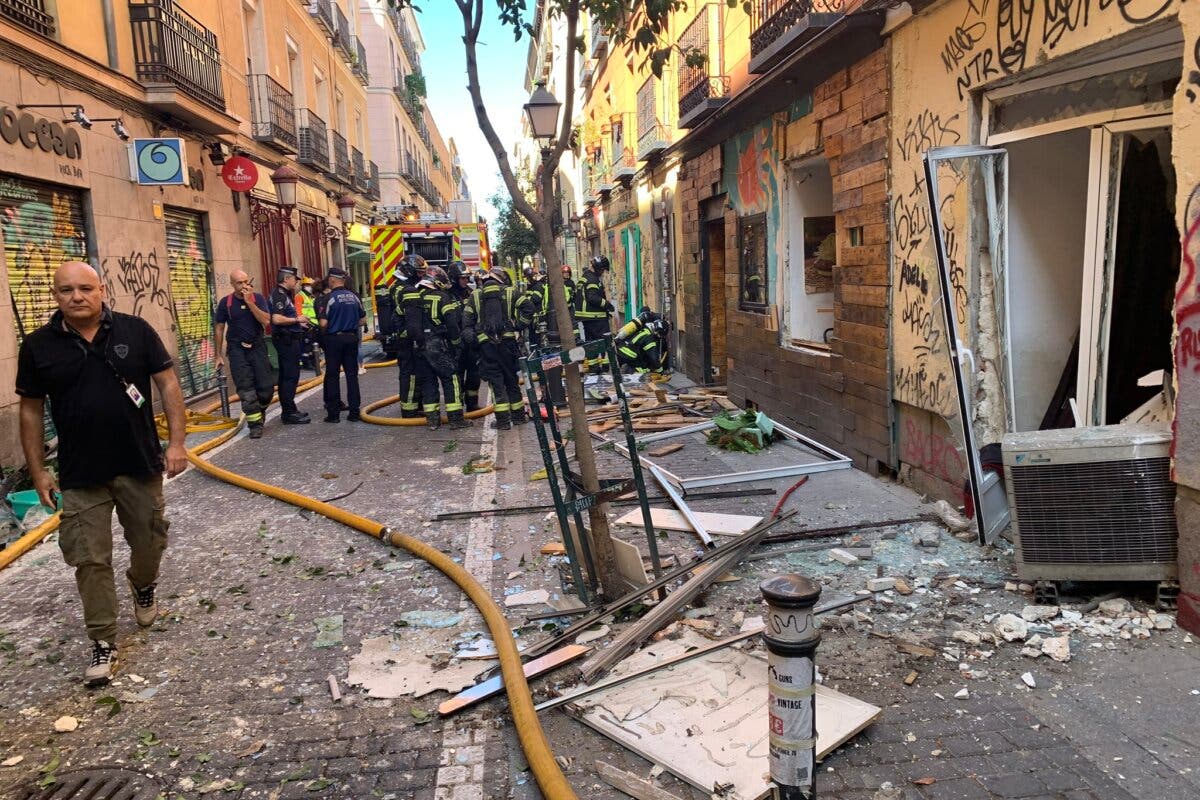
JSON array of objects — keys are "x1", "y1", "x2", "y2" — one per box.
[
  {"x1": 724, "y1": 47, "x2": 892, "y2": 471},
  {"x1": 677, "y1": 145, "x2": 724, "y2": 383}
]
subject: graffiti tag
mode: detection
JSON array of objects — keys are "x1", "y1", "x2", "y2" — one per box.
[{"x1": 103, "y1": 249, "x2": 169, "y2": 316}]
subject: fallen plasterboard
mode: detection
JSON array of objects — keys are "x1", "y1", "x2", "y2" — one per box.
[
  {"x1": 568, "y1": 630, "x2": 881, "y2": 800},
  {"x1": 613, "y1": 537, "x2": 650, "y2": 586},
  {"x1": 615, "y1": 507, "x2": 763, "y2": 537},
  {"x1": 505, "y1": 589, "x2": 551, "y2": 608},
  {"x1": 346, "y1": 635, "x2": 486, "y2": 699}
]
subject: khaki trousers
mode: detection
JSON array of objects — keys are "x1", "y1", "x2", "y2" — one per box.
[{"x1": 59, "y1": 474, "x2": 169, "y2": 642}]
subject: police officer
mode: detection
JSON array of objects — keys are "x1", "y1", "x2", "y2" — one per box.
[
  {"x1": 390, "y1": 255, "x2": 426, "y2": 418},
  {"x1": 319, "y1": 267, "x2": 366, "y2": 422},
  {"x1": 410, "y1": 265, "x2": 469, "y2": 430},
  {"x1": 268, "y1": 266, "x2": 311, "y2": 424},
  {"x1": 536, "y1": 265, "x2": 575, "y2": 408},
  {"x1": 615, "y1": 307, "x2": 669, "y2": 374},
  {"x1": 214, "y1": 269, "x2": 273, "y2": 439},
  {"x1": 577, "y1": 255, "x2": 615, "y2": 371},
  {"x1": 464, "y1": 267, "x2": 536, "y2": 430},
  {"x1": 447, "y1": 261, "x2": 481, "y2": 412}
]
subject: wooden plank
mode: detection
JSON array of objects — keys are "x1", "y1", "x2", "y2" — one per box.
[
  {"x1": 615, "y1": 507, "x2": 763, "y2": 537},
  {"x1": 612, "y1": 537, "x2": 650, "y2": 586},
  {"x1": 595, "y1": 761, "x2": 684, "y2": 800},
  {"x1": 647, "y1": 443, "x2": 685, "y2": 458},
  {"x1": 437, "y1": 644, "x2": 591, "y2": 717},
  {"x1": 578, "y1": 514, "x2": 776, "y2": 682},
  {"x1": 714, "y1": 397, "x2": 740, "y2": 412}
]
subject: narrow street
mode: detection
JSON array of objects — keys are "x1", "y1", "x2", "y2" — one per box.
[{"x1": 1, "y1": 365, "x2": 1196, "y2": 799}]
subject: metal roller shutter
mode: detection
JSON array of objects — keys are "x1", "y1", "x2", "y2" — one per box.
[
  {"x1": 0, "y1": 176, "x2": 88, "y2": 338},
  {"x1": 163, "y1": 208, "x2": 217, "y2": 398}
]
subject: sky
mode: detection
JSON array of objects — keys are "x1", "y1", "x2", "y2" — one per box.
[{"x1": 416, "y1": 3, "x2": 530, "y2": 226}]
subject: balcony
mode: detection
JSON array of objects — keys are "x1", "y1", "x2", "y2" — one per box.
[
  {"x1": 417, "y1": 117, "x2": 430, "y2": 149},
  {"x1": 579, "y1": 57, "x2": 596, "y2": 89},
  {"x1": 677, "y1": 4, "x2": 729, "y2": 129},
  {"x1": 366, "y1": 161, "x2": 380, "y2": 201},
  {"x1": 249, "y1": 74, "x2": 298, "y2": 153},
  {"x1": 397, "y1": 14, "x2": 419, "y2": 68},
  {"x1": 637, "y1": 73, "x2": 675, "y2": 161},
  {"x1": 1, "y1": 0, "x2": 56, "y2": 37},
  {"x1": 308, "y1": 0, "x2": 334, "y2": 36},
  {"x1": 400, "y1": 90, "x2": 423, "y2": 125},
  {"x1": 333, "y1": 4, "x2": 353, "y2": 62},
  {"x1": 329, "y1": 130, "x2": 351, "y2": 185},
  {"x1": 611, "y1": 112, "x2": 638, "y2": 184},
  {"x1": 351, "y1": 146, "x2": 366, "y2": 192},
  {"x1": 401, "y1": 152, "x2": 418, "y2": 183},
  {"x1": 351, "y1": 36, "x2": 369, "y2": 85},
  {"x1": 129, "y1": 0, "x2": 226, "y2": 112},
  {"x1": 297, "y1": 109, "x2": 330, "y2": 172},
  {"x1": 749, "y1": 0, "x2": 845, "y2": 74},
  {"x1": 589, "y1": 18, "x2": 608, "y2": 59}
]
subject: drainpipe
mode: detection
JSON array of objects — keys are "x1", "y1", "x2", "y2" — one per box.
[{"x1": 100, "y1": 0, "x2": 119, "y2": 70}]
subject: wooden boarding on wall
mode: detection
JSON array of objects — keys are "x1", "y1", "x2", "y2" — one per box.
[
  {"x1": 570, "y1": 631, "x2": 881, "y2": 799},
  {"x1": 615, "y1": 507, "x2": 763, "y2": 537}
]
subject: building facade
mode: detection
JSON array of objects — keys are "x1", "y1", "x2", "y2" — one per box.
[
  {"x1": 0, "y1": 0, "x2": 462, "y2": 465},
  {"x1": 534, "y1": 0, "x2": 1200, "y2": 632}
]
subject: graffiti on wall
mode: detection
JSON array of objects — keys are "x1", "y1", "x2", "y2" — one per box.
[
  {"x1": 102, "y1": 249, "x2": 169, "y2": 317},
  {"x1": 166, "y1": 216, "x2": 217, "y2": 395},
  {"x1": 901, "y1": 415, "x2": 967, "y2": 484},
  {"x1": 722, "y1": 114, "x2": 786, "y2": 305},
  {"x1": 890, "y1": 0, "x2": 1177, "y2": 430},
  {"x1": 0, "y1": 184, "x2": 87, "y2": 333},
  {"x1": 1174, "y1": 183, "x2": 1200, "y2": 479}
]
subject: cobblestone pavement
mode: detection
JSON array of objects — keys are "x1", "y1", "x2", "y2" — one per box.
[{"x1": 2, "y1": 366, "x2": 1198, "y2": 800}]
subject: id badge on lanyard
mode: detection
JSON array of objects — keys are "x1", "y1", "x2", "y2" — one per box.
[{"x1": 126, "y1": 383, "x2": 146, "y2": 408}]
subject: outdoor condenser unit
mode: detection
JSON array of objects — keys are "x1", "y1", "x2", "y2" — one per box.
[{"x1": 1002, "y1": 423, "x2": 1178, "y2": 585}]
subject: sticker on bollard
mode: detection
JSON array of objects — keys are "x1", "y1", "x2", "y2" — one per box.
[{"x1": 769, "y1": 655, "x2": 816, "y2": 788}]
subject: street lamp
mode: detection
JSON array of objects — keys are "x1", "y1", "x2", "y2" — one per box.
[
  {"x1": 271, "y1": 165, "x2": 299, "y2": 209},
  {"x1": 524, "y1": 82, "x2": 562, "y2": 145},
  {"x1": 337, "y1": 195, "x2": 357, "y2": 230}
]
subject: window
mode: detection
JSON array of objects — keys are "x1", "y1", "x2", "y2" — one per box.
[
  {"x1": 738, "y1": 213, "x2": 768, "y2": 312},
  {"x1": 785, "y1": 160, "x2": 836, "y2": 347}
]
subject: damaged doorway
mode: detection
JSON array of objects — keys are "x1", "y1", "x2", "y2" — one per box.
[
  {"x1": 987, "y1": 45, "x2": 1181, "y2": 430},
  {"x1": 699, "y1": 199, "x2": 727, "y2": 383}
]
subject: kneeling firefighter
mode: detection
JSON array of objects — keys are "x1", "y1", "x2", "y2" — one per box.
[
  {"x1": 615, "y1": 306, "x2": 670, "y2": 374},
  {"x1": 463, "y1": 267, "x2": 536, "y2": 430},
  {"x1": 447, "y1": 262, "x2": 481, "y2": 412},
  {"x1": 391, "y1": 255, "x2": 426, "y2": 418},
  {"x1": 410, "y1": 265, "x2": 469, "y2": 430}
]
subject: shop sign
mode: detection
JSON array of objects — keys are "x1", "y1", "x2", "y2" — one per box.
[
  {"x1": 0, "y1": 106, "x2": 83, "y2": 160},
  {"x1": 221, "y1": 156, "x2": 258, "y2": 192},
  {"x1": 129, "y1": 138, "x2": 188, "y2": 185}
]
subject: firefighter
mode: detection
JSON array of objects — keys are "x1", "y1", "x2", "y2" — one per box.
[
  {"x1": 447, "y1": 261, "x2": 481, "y2": 412},
  {"x1": 615, "y1": 307, "x2": 670, "y2": 374},
  {"x1": 463, "y1": 267, "x2": 535, "y2": 430},
  {"x1": 536, "y1": 265, "x2": 575, "y2": 408},
  {"x1": 410, "y1": 265, "x2": 469, "y2": 430},
  {"x1": 269, "y1": 266, "x2": 312, "y2": 425},
  {"x1": 522, "y1": 267, "x2": 549, "y2": 351},
  {"x1": 577, "y1": 255, "x2": 614, "y2": 371},
  {"x1": 390, "y1": 255, "x2": 426, "y2": 418},
  {"x1": 297, "y1": 277, "x2": 320, "y2": 371}
]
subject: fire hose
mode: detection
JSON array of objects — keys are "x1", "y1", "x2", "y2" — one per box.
[{"x1": 1, "y1": 377, "x2": 578, "y2": 799}]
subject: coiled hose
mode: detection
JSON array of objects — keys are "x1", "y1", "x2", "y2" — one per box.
[{"x1": 3, "y1": 379, "x2": 578, "y2": 799}]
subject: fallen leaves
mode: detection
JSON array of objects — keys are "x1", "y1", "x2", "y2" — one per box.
[
  {"x1": 95, "y1": 695, "x2": 122, "y2": 718},
  {"x1": 410, "y1": 708, "x2": 433, "y2": 725}
]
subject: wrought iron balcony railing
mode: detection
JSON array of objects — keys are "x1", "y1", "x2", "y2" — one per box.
[
  {"x1": 308, "y1": 0, "x2": 334, "y2": 36},
  {"x1": 611, "y1": 112, "x2": 638, "y2": 182},
  {"x1": 249, "y1": 74, "x2": 298, "y2": 153},
  {"x1": 397, "y1": 14, "x2": 418, "y2": 68},
  {"x1": 334, "y1": 4, "x2": 353, "y2": 61},
  {"x1": 351, "y1": 146, "x2": 366, "y2": 192},
  {"x1": 129, "y1": 0, "x2": 226, "y2": 111},
  {"x1": 1, "y1": 0, "x2": 56, "y2": 37},
  {"x1": 401, "y1": 152, "x2": 419, "y2": 183},
  {"x1": 329, "y1": 130, "x2": 351, "y2": 185},
  {"x1": 366, "y1": 161, "x2": 380, "y2": 201},
  {"x1": 589, "y1": 18, "x2": 608, "y2": 59},
  {"x1": 637, "y1": 72, "x2": 675, "y2": 160},
  {"x1": 677, "y1": 3, "x2": 728, "y2": 128},
  {"x1": 749, "y1": 0, "x2": 845, "y2": 74},
  {"x1": 297, "y1": 109, "x2": 330, "y2": 172}
]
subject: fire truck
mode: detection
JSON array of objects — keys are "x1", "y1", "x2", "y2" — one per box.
[{"x1": 370, "y1": 203, "x2": 491, "y2": 357}]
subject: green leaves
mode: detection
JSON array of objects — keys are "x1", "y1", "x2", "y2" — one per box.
[
  {"x1": 707, "y1": 410, "x2": 774, "y2": 453},
  {"x1": 410, "y1": 708, "x2": 433, "y2": 725},
  {"x1": 95, "y1": 695, "x2": 122, "y2": 718}
]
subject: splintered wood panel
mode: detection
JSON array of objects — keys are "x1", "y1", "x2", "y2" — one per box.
[
  {"x1": 569, "y1": 631, "x2": 880, "y2": 800},
  {"x1": 612, "y1": 537, "x2": 650, "y2": 585},
  {"x1": 615, "y1": 507, "x2": 763, "y2": 537}
]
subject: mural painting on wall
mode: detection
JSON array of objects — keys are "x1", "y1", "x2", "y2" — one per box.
[
  {"x1": 0, "y1": 180, "x2": 87, "y2": 335},
  {"x1": 722, "y1": 115, "x2": 786, "y2": 305},
  {"x1": 890, "y1": 0, "x2": 1179, "y2": 423},
  {"x1": 168, "y1": 217, "x2": 217, "y2": 396}
]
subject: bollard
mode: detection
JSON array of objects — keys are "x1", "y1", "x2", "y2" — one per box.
[
  {"x1": 216, "y1": 371, "x2": 231, "y2": 420},
  {"x1": 761, "y1": 574, "x2": 822, "y2": 800}
]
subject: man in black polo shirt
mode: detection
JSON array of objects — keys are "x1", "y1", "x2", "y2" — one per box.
[
  {"x1": 214, "y1": 269, "x2": 274, "y2": 439},
  {"x1": 269, "y1": 266, "x2": 311, "y2": 425},
  {"x1": 16, "y1": 261, "x2": 188, "y2": 686}
]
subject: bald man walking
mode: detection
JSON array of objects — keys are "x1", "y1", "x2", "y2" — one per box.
[
  {"x1": 16, "y1": 262, "x2": 188, "y2": 685},
  {"x1": 214, "y1": 270, "x2": 274, "y2": 439}
]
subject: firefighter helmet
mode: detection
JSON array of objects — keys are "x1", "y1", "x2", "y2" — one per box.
[
  {"x1": 561, "y1": 264, "x2": 572, "y2": 278},
  {"x1": 590, "y1": 255, "x2": 611, "y2": 273},
  {"x1": 485, "y1": 266, "x2": 511, "y2": 285},
  {"x1": 425, "y1": 265, "x2": 450, "y2": 290}
]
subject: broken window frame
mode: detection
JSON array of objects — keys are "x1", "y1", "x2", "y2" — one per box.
[{"x1": 737, "y1": 212, "x2": 769, "y2": 313}]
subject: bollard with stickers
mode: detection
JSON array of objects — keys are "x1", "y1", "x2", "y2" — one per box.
[{"x1": 760, "y1": 574, "x2": 822, "y2": 799}]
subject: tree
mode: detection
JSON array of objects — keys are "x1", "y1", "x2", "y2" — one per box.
[
  {"x1": 393, "y1": 0, "x2": 684, "y2": 603},
  {"x1": 490, "y1": 186, "x2": 540, "y2": 270}
]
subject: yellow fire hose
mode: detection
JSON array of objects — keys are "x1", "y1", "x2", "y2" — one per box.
[
  {"x1": 360, "y1": 395, "x2": 496, "y2": 426},
  {"x1": 363, "y1": 359, "x2": 397, "y2": 369},
  {"x1": 2, "y1": 375, "x2": 578, "y2": 798}
]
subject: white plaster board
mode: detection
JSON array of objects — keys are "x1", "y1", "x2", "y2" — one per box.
[{"x1": 615, "y1": 507, "x2": 763, "y2": 537}]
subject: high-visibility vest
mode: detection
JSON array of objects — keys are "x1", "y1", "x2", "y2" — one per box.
[{"x1": 297, "y1": 291, "x2": 317, "y2": 324}]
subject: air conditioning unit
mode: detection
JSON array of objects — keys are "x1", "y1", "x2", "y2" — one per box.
[{"x1": 1002, "y1": 423, "x2": 1177, "y2": 589}]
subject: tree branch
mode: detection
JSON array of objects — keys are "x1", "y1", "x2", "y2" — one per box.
[{"x1": 545, "y1": 0, "x2": 579, "y2": 174}]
